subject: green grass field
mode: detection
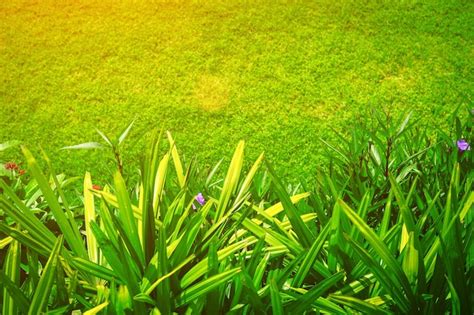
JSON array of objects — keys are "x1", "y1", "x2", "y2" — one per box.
[{"x1": 1, "y1": 0, "x2": 472, "y2": 181}]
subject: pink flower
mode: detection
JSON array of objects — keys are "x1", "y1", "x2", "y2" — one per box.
[{"x1": 4, "y1": 162, "x2": 19, "y2": 171}]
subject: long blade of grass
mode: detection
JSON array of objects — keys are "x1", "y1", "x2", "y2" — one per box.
[
  {"x1": 270, "y1": 276, "x2": 284, "y2": 315},
  {"x1": 266, "y1": 161, "x2": 314, "y2": 248},
  {"x1": 459, "y1": 191, "x2": 473, "y2": 223},
  {"x1": 28, "y1": 236, "x2": 64, "y2": 315},
  {"x1": 388, "y1": 174, "x2": 416, "y2": 234},
  {"x1": 61, "y1": 142, "x2": 103, "y2": 150},
  {"x1": 181, "y1": 237, "x2": 256, "y2": 288},
  {"x1": 118, "y1": 120, "x2": 135, "y2": 145},
  {"x1": 286, "y1": 271, "x2": 344, "y2": 314},
  {"x1": 102, "y1": 201, "x2": 145, "y2": 276},
  {"x1": 233, "y1": 268, "x2": 266, "y2": 313},
  {"x1": 155, "y1": 227, "x2": 171, "y2": 314},
  {"x1": 22, "y1": 146, "x2": 87, "y2": 259},
  {"x1": 214, "y1": 141, "x2": 245, "y2": 221},
  {"x1": 95, "y1": 129, "x2": 113, "y2": 147},
  {"x1": 232, "y1": 152, "x2": 264, "y2": 210},
  {"x1": 114, "y1": 171, "x2": 145, "y2": 266},
  {"x1": 0, "y1": 236, "x2": 13, "y2": 249},
  {"x1": 446, "y1": 276, "x2": 461, "y2": 315},
  {"x1": 167, "y1": 131, "x2": 185, "y2": 188},
  {"x1": 253, "y1": 252, "x2": 270, "y2": 288},
  {"x1": 333, "y1": 273, "x2": 376, "y2": 296},
  {"x1": 379, "y1": 191, "x2": 393, "y2": 238},
  {"x1": 292, "y1": 222, "x2": 331, "y2": 287},
  {"x1": 84, "y1": 172, "x2": 98, "y2": 264},
  {"x1": 70, "y1": 258, "x2": 122, "y2": 284},
  {"x1": 2, "y1": 239, "x2": 21, "y2": 315},
  {"x1": 90, "y1": 222, "x2": 127, "y2": 282},
  {"x1": 345, "y1": 235, "x2": 410, "y2": 312},
  {"x1": 402, "y1": 232, "x2": 419, "y2": 287},
  {"x1": 0, "y1": 140, "x2": 20, "y2": 151},
  {"x1": 329, "y1": 295, "x2": 391, "y2": 314},
  {"x1": 153, "y1": 152, "x2": 170, "y2": 219},
  {"x1": 83, "y1": 302, "x2": 109, "y2": 315},
  {"x1": 339, "y1": 199, "x2": 416, "y2": 309},
  {"x1": 0, "y1": 222, "x2": 51, "y2": 257},
  {"x1": 142, "y1": 254, "x2": 195, "y2": 295},
  {"x1": 204, "y1": 241, "x2": 221, "y2": 314},
  {"x1": 177, "y1": 268, "x2": 241, "y2": 307},
  {"x1": 0, "y1": 180, "x2": 56, "y2": 248},
  {"x1": 141, "y1": 129, "x2": 163, "y2": 263},
  {"x1": 0, "y1": 272, "x2": 30, "y2": 314}
]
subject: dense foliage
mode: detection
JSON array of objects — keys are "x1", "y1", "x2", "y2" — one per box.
[{"x1": 0, "y1": 108, "x2": 472, "y2": 314}]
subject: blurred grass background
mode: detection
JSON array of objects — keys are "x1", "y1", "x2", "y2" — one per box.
[{"x1": 1, "y1": 0, "x2": 472, "y2": 182}]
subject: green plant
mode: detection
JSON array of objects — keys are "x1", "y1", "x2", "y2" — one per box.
[
  {"x1": 0, "y1": 110, "x2": 472, "y2": 314},
  {"x1": 0, "y1": 141, "x2": 22, "y2": 179},
  {"x1": 1, "y1": 131, "x2": 273, "y2": 313},
  {"x1": 62, "y1": 121, "x2": 135, "y2": 175}
]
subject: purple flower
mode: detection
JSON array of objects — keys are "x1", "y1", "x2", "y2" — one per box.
[
  {"x1": 457, "y1": 139, "x2": 470, "y2": 152},
  {"x1": 195, "y1": 193, "x2": 206, "y2": 206}
]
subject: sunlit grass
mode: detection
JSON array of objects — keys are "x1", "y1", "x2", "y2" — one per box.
[{"x1": 1, "y1": 0, "x2": 472, "y2": 181}]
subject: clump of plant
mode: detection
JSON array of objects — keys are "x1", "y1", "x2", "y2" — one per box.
[
  {"x1": 0, "y1": 109, "x2": 472, "y2": 314},
  {"x1": 0, "y1": 141, "x2": 24, "y2": 182},
  {"x1": 62, "y1": 121, "x2": 135, "y2": 176},
  {"x1": 318, "y1": 107, "x2": 472, "y2": 225}
]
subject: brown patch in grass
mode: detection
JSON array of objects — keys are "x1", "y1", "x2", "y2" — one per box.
[{"x1": 194, "y1": 74, "x2": 230, "y2": 112}]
